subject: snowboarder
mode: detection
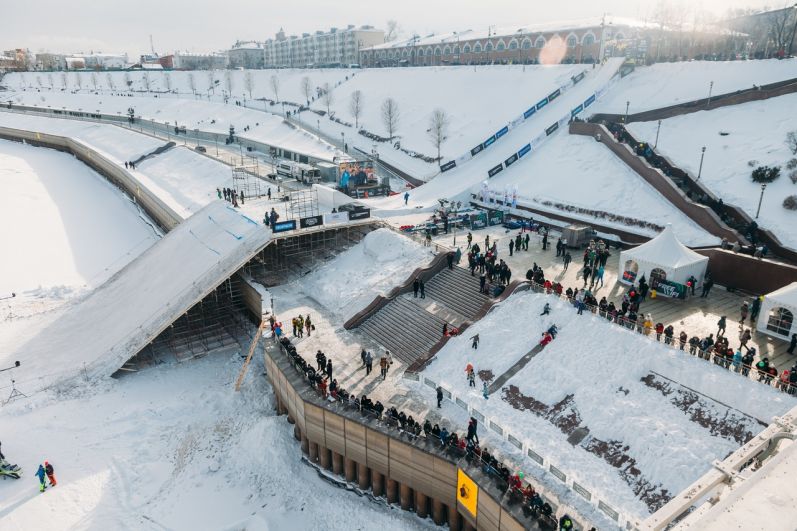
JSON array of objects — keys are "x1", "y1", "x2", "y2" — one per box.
[
  {"x1": 470, "y1": 333, "x2": 480, "y2": 349},
  {"x1": 404, "y1": 191, "x2": 409, "y2": 205},
  {"x1": 44, "y1": 461, "x2": 56, "y2": 487},
  {"x1": 413, "y1": 278, "x2": 420, "y2": 298},
  {"x1": 436, "y1": 386, "x2": 443, "y2": 408},
  {"x1": 36, "y1": 464, "x2": 47, "y2": 492},
  {"x1": 540, "y1": 303, "x2": 550, "y2": 316}
]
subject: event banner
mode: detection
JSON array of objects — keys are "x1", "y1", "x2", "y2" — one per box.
[
  {"x1": 324, "y1": 212, "x2": 349, "y2": 225},
  {"x1": 651, "y1": 278, "x2": 687, "y2": 299},
  {"x1": 299, "y1": 215, "x2": 324, "y2": 229},
  {"x1": 272, "y1": 220, "x2": 297, "y2": 233},
  {"x1": 348, "y1": 208, "x2": 372, "y2": 221},
  {"x1": 488, "y1": 164, "x2": 504, "y2": 178}
]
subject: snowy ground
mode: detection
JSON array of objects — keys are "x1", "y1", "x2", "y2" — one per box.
[
  {"x1": 0, "y1": 112, "x2": 167, "y2": 163},
  {"x1": 593, "y1": 58, "x2": 797, "y2": 114},
  {"x1": 0, "y1": 139, "x2": 160, "y2": 313},
  {"x1": 628, "y1": 93, "x2": 797, "y2": 249},
  {"x1": 297, "y1": 64, "x2": 587, "y2": 177},
  {"x1": 297, "y1": 228, "x2": 435, "y2": 321},
  {"x1": 0, "y1": 351, "x2": 435, "y2": 531},
  {"x1": 2, "y1": 89, "x2": 343, "y2": 163},
  {"x1": 421, "y1": 290, "x2": 795, "y2": 517}
]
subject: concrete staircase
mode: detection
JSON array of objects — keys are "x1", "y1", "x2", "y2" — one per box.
[{"x1": 357, "y1": 266, "x2": 491, "y2": 366}]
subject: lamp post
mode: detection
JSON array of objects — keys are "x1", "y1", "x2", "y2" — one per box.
[
  {"x1": 756, "y1": 183, "x2": 767, "y2": 219},
  {"x1": 654, "y1": 119, "x2": 662, "y2": 148},
  {"x1": 697, "y1": 146, "x2": 706, "y2": 181},
  {"x1": 706, "y1": 80, "x2": 714, "y2": 108},
  {"x1": 341, "y1": 131, "x2": 345, "y2": 152},
  {"x1": 624, "y1": 100, "x2": 630, "y2": 123}
]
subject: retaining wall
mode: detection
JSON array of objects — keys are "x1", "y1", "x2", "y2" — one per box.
[
  {"x1": 0, "y1": 125, "x2": 182, "y2": 231},
  {"x1": 694, "y1": 248, "x2": 797, "y2": 295}
]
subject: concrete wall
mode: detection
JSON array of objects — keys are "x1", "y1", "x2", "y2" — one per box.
[
  {"x1": 695, "y1": 248, "x2": 797, "y2": 295},
  {"x1": 0, "y1": 125, "x2": 182, "y2": 231},
  {"x1": 264, "y1": 345, "x2": 550, "y2": 531}
]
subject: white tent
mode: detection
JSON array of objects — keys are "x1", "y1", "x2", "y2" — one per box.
[
  {"x1": 757, "y1": 282, "x2": 797, "y2": 340},
  {"x1": 618, "y1": 225, "x2": 709, "y2": 290}
]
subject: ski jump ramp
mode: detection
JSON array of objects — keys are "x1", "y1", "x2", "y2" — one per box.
[{"x1": 10, "y1": 201, "x2": 270, "y2": 389}]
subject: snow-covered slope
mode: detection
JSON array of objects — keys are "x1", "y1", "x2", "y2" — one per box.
[
  {"x1": 0, "y1": 352, "x2": 434, "y2": 531},
  {"x1": 594, "y1": 58, "x2": 797, "y2": 114},
  {"x1": 422, "y1": 290, "x2": 795, "y2": 518},
  {"x1": 628, "y1": 93, "x2": 797, "y2": 249},
  {"x1": 0, "y1": 111, "x2": 166, "y2": 163},
  {"x1": 0, "y1": 139, "x2": 160, "y2": 298},
  {"x1": 2, "y1": 201, "x2": 269, "y2": 392},
  {"x1": 134, "y1": 146, "x2": 233, "y2": 218},
  {"x1": 300, "y1": 228, "x2": 435, "y2": 320}
]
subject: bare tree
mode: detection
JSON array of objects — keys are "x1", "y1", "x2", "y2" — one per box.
[
  {"x1": 188, "y1": 72, "x2": 196, "y2": 95},
  {"x1": 124, "y1": 72, "x2": 132, "y2": 90},
  {"x1": 106, "y1": 72, "x2": 115, "y2": 90},
  {"x1": 74, "y1": 72, "x2": 82, "y2": 90},
  {"x1": 385, "y1": 20, "x2": 400, "y2": 42},
  {"x1": 164, "y1": 72, "x2": 172, "y2": 92},
  {"x1": 142, "y1": 72, "x2": 151, "y2": 92},
  {"x1": 207, "y1": 70, "x2": 215, "y2": 94},
  {"x1": 47, "y1": 73, "x2": 54, "y2": 88},
  {"x1": 381, "y1": 97, "x2": 400, "y2": 140},
  {"x1": 36, "y1": 75, "x2": 42, "y2": 88},
  {"x1": 766, "y1": 6, "x2": 797, "y2": 55},
  {"x1": 244, "y1": 71, "x2": 254, "y2": 99},
  {"x1": 90, "y1": 72, "x2": 98, "y2": 90},
  {"x1": 427, "y1": 108, "x2": 450, "y2": 161},
  {"x1": 60, "y1": 72, "x2": 68, "y2": 89},
  {"x1": 787, "y1": 131, "x2": 797, "y2": 155},
  {"x1": 301, "y1": 76, "x2": 313, "y2": 105},
  {"x1": 270, "y1": 74, "x2": 280, "y2": 102},
  {"x1": 349, "y1": 90, "x2": 363, "y2": 128},
  {"x1": 321, "y1": 82, "x2": 334, "y2": 115}
]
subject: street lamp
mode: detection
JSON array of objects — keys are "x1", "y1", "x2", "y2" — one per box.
[
  {"x1": 341, "y1": 131, "x2": 345, "y2": 152},
  {"x1": 756, "y1": 183, "x2": 767, "y2": 219},
  {"x1": 624, "y1": 100, "x2": 630, "y2": 123},
  {"x1": 697, "y1": 146, "x2": 706, "y2": 181},
  {"x1": 706, "y1": 80, "x2": 714, "y2": 108},
  {"x1": 654, "y1": 119, "x2": 662, "y2": 148}
]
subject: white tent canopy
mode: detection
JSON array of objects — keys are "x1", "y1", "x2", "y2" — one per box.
[
  {"x1": 757, "y1": 282, "x2": 797, "y2": 340},
  {"x1": 619, "y1": 225, "x2": 709, "y2": 289}
]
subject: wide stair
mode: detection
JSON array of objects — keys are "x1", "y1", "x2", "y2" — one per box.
[{"x1": 356, "y1": 266, "x2": 492, "y2": 366}]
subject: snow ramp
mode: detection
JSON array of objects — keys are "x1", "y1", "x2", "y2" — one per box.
[{"x1": 10, "y1": 201, "x2": 270, "y2": 388}]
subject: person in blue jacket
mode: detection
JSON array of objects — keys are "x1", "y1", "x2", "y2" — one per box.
[{"x1": 36, "y1": 463, "x2": 47, "y2": 492}]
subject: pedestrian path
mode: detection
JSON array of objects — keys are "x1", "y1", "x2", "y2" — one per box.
[{"x1": 488, "y1": 343, "x2": 545, "y2": 395}]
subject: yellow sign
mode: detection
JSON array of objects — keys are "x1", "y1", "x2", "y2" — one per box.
[{"x1": 457, "y1": 468, "x2": 478, "y2": 518}]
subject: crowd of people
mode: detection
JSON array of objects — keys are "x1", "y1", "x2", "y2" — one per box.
[
  {"x1": 276, "y1": 335, "x2": 572, "y2": 529},
  {"x1": 216, "y1": 187, "x2": 245, "y2": 207}
]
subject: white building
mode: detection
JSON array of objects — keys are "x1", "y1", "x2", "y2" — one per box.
[
  {"x1": 262, "y1": 25, "x2": 384, "y2": 68},
  {"x1": 228, "y1": 41, "x2": 266, "y2": 69}
]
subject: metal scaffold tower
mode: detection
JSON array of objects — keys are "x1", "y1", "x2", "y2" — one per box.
[
  {"x1": 287, "y1": 188, "x2": 319, "y2": 220},
  {"x1": 232, "y1": 156, "x2": 265, "y2": 199}
]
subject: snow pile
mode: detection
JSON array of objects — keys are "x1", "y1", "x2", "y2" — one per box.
[
  {"x1": 301, "y1": 228, "x2": 434, "y2": 320},
  {"x1": 0, "y1": 139, "x2": 160, "y2": 297},
  {"x1": 0, "y1": 112, "x2": 166, "y2": 163},
  {"x1": 423, "y1": 291, "x2": 795, "y2": 517},
  {"x1": 628, "y1": 93, "x2": 797, "y2": 249},
  {"x1": 0, "y1": 352, "x2": 434, "y2": 531},
  {"x1": 134, "y1": 146, "x2": 233, "y2": 218},
  {"x1": 595, "y1": 58, "x2": 797, "y2": 114}
]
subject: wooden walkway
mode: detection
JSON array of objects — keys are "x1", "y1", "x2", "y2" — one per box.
[{"x1": 431, "y1": 226, "x2": 795, "y2": 375}]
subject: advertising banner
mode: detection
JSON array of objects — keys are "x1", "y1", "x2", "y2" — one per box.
[
  {"x1": 272, "y1": 220, "x2": 297, "y2": 233},
  {"x1": 299, "y1": 215, "x2": 324, "y2": 229},
  {"x1": 324, "y1": 212, "x2": 348, "y2": 225},
  {"x1": 488, "y1": 164, "x2": 504, "y2": 177},
  {"x1": 518, "y1": 144, "x2": 532, "y2": 158},
  {"x1": 440, "y1": 160, "x2": 457, "y2": 172},
  {"x1": 651, "y1": 278, "x2": 687, "y2": 299},
  {"x1": 545, "y1": 122, "x2": 559, "y2": 136},
  {"x1": 347, "y1": 208, "x2": 371, "y2": 221},
  {"x1": 504, "y1": 153, "x2": 518, "y2": 167},
  {"x1": 470, "y1": 144, "x2": 484, "y2": 156},
  {"x1": 495, "y1": 126, "x2": 509, "y2": 139},
  {"x1": 548, "y1": 88, "x2": 561, "y2": 102}
]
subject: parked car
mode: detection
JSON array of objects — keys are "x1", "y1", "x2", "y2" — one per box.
[{"x1": 194, "y1": 145, "x2": 207, "y2": 153}]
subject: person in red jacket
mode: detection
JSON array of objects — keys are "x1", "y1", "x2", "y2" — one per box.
[
  {"x1": 45, "y1": 461, "x2": 57, "y2": 487},
  {"x1": 540, "y1": 332, "x2": 553, "y2": 347},
  {"x1": 654, "y1": 322, "x2": 664, "y2": 341}
]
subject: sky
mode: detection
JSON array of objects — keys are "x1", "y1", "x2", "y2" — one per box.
[{"x1": 1, "y1": 0, "x2": 780, "y2": 58}]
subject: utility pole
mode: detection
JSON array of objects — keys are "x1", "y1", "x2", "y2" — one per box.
[
  {"x1": 625, "y1": 100, "x2": 630, "y2": 123},
  {"x1": 697, "y1": 146, "x2": 706, "y2": 180},
  {"x1": 654, "y1": 120, "x2": 662, "y2": 148},
  {"x1": 756, "y1": 183, "x2": 767, "y2": 219}
]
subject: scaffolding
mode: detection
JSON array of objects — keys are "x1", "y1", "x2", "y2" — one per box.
[
  {"x1": 123, "y1": 276, "x2": 255, "y2": 371},
  {"x1": 287, "y1": 188, "x2": 320, "y2": 220},
  {"x1": 232, "y1": 156, "x2": 265, "y2": 199}
]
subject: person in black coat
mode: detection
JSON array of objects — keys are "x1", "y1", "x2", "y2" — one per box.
[
  {"x1": 326, "y1": 359, "x2": 332, "y2": 379},
  {"x1": 413, "y1": 278, "x2": 420, "y2": 298},
  {"x1": 436, "y1": 386, "x2": 443, "y2": 408}
]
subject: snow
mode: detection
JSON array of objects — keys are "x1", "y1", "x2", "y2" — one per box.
[
  {"x1": 0, "y1": 138, "x2": 160, "y2": 298},
  {"x1": 594, "y1": 58, "x2": 797, "y2": 114},
  {"x1": 2, "y1": 89, "x2": 344, "y2": 163},
  {"x1": 299, "y1": 228, "x2": 435, "y2": 321},
  {"x1": 0, "y1": 111, "x2": 167, "y2": 163},
  {"x1": 298, "y1": 64, "x2": 587, "y2": 177},
  {"x1": 421, "y1": 290, "x2": 795, "y2": 517},
  {"x1": 0, "y1": 201, "x2": 270, "y2": 392},
  {"x1": 134, "y1": 146, "x2": 232, "y2": 218},
  {"x1": 627, "y1": 93, "x2": 797, "y2": 249},
  {"x1": 0, "y1": 351, "x2": 434, "y2": 531}
]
